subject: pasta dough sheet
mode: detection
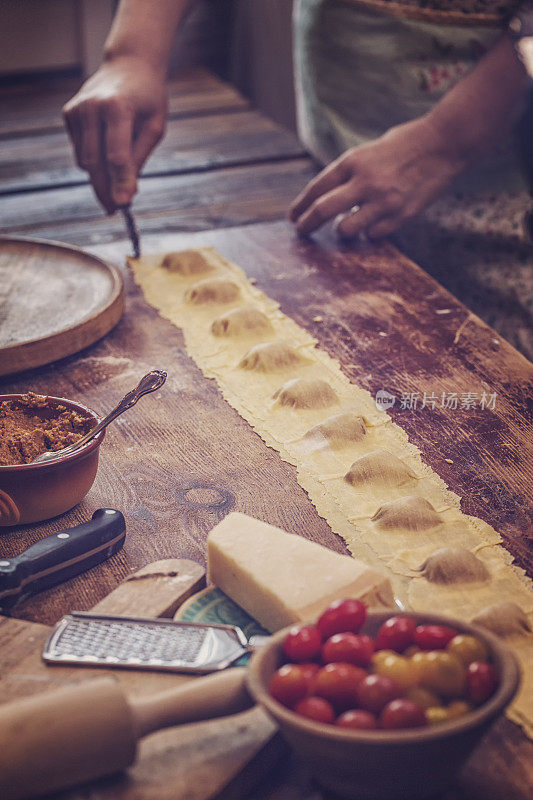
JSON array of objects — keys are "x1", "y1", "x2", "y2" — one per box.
[{"x1": 130, "y1": 246, "x2": 533, "y2": 737}]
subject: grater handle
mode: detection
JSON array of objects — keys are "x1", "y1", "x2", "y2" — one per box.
[{"x1": 131, "y1": 667, "x2": 252, "y2": 737}]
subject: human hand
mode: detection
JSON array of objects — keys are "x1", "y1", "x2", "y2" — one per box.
[
  {"x1": 63, "y1": 56, "x2": 168, "y2": 213},
  {"x1": 289, "y1": 116, "x2": 466, "y2": 240}
]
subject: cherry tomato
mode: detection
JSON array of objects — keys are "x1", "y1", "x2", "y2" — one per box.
[
  {"x1": 371, "y1": 649, "x2": 397, "y2": 668},
  {"x1": 466, "y1": 661, "x2": 497, "y2": 705},
  {"x1": 380, "y1": 699, "x2": 427, "y2": 729},
  {"x1": 411, "y1": 651, "x2": 466, "y2": 698},
  {"x1": 446, "y1": 700, "x2": 472, "y2": 719},
  {"x1": 373, "y1": 653, "x2": 418, "y2": 690},
  {"x1": 426, "y1": 706, "x2": 449, "y2": 725},
  {"x1": 414, "y1": 625, "x2": 458, "y2": 650},
  {"x1": 322, "y1": 633, "x2": 374, "y2": 667},
  {"x1": 447, "y1": 635, "x2": 488, "y2": 666},
  {"x1": 283, "y1": 625, "x2": 322, "y2": 662},
  {"x1": 312, "y1": 662, "x2": 367, "y2": 712},
  {"x1": 316, "y1": 599, "x2": 367, "y2": 639},
  {"x1": 298, "y1": 662, "x2": 321, "y2": 683},
  {"x1": 294, "y1": 696, "x2": 335, "y2": 724},
  {"x1": 269, "y1": 664, "x2": 309, "y2": 708},
  {"x1": 355, "y1": 674, "x2": 402, "y2": 714},
  {"x1": 336, "y1": 709, "x2": 377, "y2": 730},
  {"x1": 375, "y1": 616, "x2": 416, "y2": 653},
  {"x1": 425, "y1": 701, "x2": 471, "y2": 725},
  {"x1": 404, "y1": 686, "x2": 441, "y2": 710}
]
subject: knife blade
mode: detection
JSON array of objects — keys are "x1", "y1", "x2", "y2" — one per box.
[
  {"x1": 0, "y1": 509, "x2": 126, "y2": 611},
  {"x1": 120, "y1": 205, "x2": 141, "y2": 258}
]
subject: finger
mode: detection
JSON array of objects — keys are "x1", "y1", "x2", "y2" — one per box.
[
  {"x1": 88, "y1": 161, "x2": 116, "y2": 215},
  {"x1": 79, "y1": 105, "x2": 101, "y2": 173},
  {"x1": 334, "y1": 203, "x2": 385, "y2": 240},
  {"x1": 289, "y1": 159, "x2": 348, "y2": 222},
  {"x1": 132, "y1": 116, "x2": 165, "y2": 172},
  {"x1": 83, "y1": 116, "x2": 115, "y2": 213},
  {"x1": 296, "y1": 184, "x2": 362, "y2": 236},
  {"x1": 367, "y1": 215, "x2": 405, "y2": 239},
  {"x1": 103, "y1": 102, "x2": 137, "y2": 207},
  {"x1": 64, "y1": 104, "x2": 114, "y2": 213},
  {"x1": 63, "y1": 106, "x2": 84, "y2": 168}
]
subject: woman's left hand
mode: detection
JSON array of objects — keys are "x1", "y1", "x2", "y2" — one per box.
[{"x1": 289, "y1": 115, "x2": 466, "y2": 240}]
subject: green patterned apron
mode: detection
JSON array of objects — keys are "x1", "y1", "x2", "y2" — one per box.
[{"x1": 293, "y1": 0, "x2": 526, "y2": 193}]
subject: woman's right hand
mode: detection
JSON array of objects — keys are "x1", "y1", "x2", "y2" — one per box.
[{"x1": 63, "y1": 56, "x2": 168, "y2": 213}]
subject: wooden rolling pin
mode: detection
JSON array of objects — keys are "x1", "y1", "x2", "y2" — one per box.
[{"x1": 0, "y1": 667, "x2": 251, "y2": 800}]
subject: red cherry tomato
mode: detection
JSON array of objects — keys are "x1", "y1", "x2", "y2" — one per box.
[
  {"x1": 283, "y1": 625, "x2": 322, "y2": 662},
  {"x1": 336, "y1": 709, "x2": 378, "y2": 730},
  {"x1": 375, "y1": 616, "x2": 416, "y2": 653},
  {"x1": 317, "y1": 599, "x2": 367, "y2": 639},
  {"x1": 355, "y1": 674, "x2": 402, "y2": 714},
  {"x1": 269, "y1": 664, "x2": 309, "y2": 708},
  {"x1": 466, "y1": 661, "x2": 498, "y2": 705},
  {"x1": 414, "y1": 625, "x2": 458, "y2": 651},
  {"x1": 321, "y1": 633, "x2": 374, "y2": 667},
  {"x1": 298, "y1": 662, "x2": 321, "y2": 683},
  {"x1": 380, "y1": 699, "x2": 427, "y2": 729},
  {"x1": 294, "y1": 696, "x2": 336, "y2": 724},
  {"x1": 312, "y1": 662, "x2": 367, "y2": 712}
]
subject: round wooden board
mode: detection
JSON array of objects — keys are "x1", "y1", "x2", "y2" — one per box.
[{"x1": 0, "y1": 236, "x2": 124, "y2": 377}]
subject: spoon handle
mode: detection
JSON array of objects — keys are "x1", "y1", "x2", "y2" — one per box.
[{"x1": 72, "y1": 369, "x2": 167, "y2": 451}]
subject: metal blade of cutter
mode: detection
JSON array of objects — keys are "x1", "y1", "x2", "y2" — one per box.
[
  {"x1": 120, "y1": 205, "x2": 141, "y2": 258},
  {"x1": 42, "y1": 612, "x2": 255, "y2": 674}
]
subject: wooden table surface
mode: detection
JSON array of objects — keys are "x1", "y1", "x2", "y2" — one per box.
[{"x1": 0, "y1": 69, "x2": 532, "y2": 800}]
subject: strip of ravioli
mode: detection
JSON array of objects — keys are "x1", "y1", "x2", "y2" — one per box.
[{"x1": 130, "y1": 247, "x2": 533, "y2": 737}]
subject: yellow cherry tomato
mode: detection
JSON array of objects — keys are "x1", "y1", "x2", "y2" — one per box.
[
  {"x1": 404, "y1": 645, "x2": 421, "y2": 658},
  {"x1": 373, "y1": 654, "x2": 418, "y2": 690},
  {"x1": 404, "y1": 686, "x2": 441, "y2": 709},
  {"x1": 447, "y1": 635, "x2": 488, "y2": 666},
  {"x1": 426, "y1": 706, "x2": 449, "y2": 725},
  {"x1": 446, "y1": 700, "x2": 472, "y2": 719},
  {"x1": 371, "y1": 650, "x2": 397, "y2": 668},
  {"x1": 412, "y1": 651, "x2": 466, "y2": 698}
]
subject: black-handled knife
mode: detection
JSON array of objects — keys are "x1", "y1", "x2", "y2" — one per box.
[{"x1": 0, "y1": 509, "x2": 126, "y2": 611}]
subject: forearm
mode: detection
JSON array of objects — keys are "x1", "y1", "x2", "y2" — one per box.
[
  {"x1": 427, "y1": 33, "x2": 530, "y2": 166},
  {"x1": 104, "y1": 0, "x2": 193, "y2": 76}
]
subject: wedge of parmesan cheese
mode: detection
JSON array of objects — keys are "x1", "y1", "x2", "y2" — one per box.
[{"x1": 207, "y1": 512, "x2": 395, "y2": 632}]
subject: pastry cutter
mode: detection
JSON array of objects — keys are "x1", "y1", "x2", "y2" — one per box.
[
  {"x1": 120, "y1": 204, "x2": 141, "y2": 258},
  {"x1": 43, "y1": 612, "x2": 269, "y2": 674},
  {"x1": 0, "y1": 509, "x2": 126, "y2": 611}
]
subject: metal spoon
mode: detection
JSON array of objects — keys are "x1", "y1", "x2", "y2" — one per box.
[{"x1": 32, "y1": 369, "x2": 167, "y2": 464}]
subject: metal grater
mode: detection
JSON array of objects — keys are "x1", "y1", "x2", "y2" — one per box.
[{"x1": 43, "y1": 612, "x2": 268, "y2": 674}]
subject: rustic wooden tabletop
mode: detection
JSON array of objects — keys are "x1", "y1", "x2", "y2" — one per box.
[{"x1": 0, "y1": 69, "x2": 532, "y2": 800}]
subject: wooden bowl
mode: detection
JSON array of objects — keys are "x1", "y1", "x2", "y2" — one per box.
[
  {"x1": 247, "y1": 611, "x2": 520, "y2": 800},
  {"x1": 0, "y1": 395, "x2": 104, "y2": 526}
]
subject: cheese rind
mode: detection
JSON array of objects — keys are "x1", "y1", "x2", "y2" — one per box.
[{"x1": 207, "y1": 512, "x2": 394, "y2": 632}]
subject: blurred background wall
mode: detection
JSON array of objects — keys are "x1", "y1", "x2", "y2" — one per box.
[
  {"x1": 0, "y1": 0, "x2": 297, "y2": 130},
  {"x1": 230, "y1": 0, "x2": 296, "y2": 132},
  {"x1": 0, "y1": 0, "x2": 115, "y2": 78}
]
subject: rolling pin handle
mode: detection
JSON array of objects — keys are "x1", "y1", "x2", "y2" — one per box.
[
  {"x1": 131, "y1": 667, "x2": 253, "y2": 738},
  {"x1": 0, "y1": 678, "x2": 136, "y2": 800},
  {"x1": 0, "y1": 669, "x2": 255, "y2": 799}
]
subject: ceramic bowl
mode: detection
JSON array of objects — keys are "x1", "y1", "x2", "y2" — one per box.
[
  {"x1": 247, "y1": 610, "x2": 520, "y2": 800},
  {"x1": 0, "y1": 394, "x2": 103, "y2": 526}
]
